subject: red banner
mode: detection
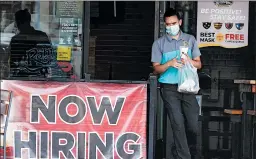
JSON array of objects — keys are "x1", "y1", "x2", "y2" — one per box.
[{"x1": 0, "y1": 80, "x2": 147, "y2": 159}]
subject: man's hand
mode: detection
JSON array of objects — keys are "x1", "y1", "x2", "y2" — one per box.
[
  {"x1": 181, "y1": 54, "x2": 190, "y2": 64},
  {"x1": 167, "y1": 58, "x2": 183, "y2": 69},
  {"x1": 181, "y1": 54, "x2": 202, "y2": 69},
  {"x1": 153, "y1": 58, "x2": 183, "y2": 74}
]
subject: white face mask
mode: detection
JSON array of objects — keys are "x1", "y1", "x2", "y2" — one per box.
[{"x1": 166, "y1": 24, "x2": 180, "y2": 36}]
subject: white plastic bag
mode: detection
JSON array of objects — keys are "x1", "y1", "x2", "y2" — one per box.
[{"x1": 177, "y1": 60, "x2": 200, "y2": 94}]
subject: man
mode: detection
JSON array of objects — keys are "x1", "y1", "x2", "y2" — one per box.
[
  {"x1": 151, "y1": 8, "x2": 202, "y2": 159},
  {"x1": 9, "y1": 9, "x2": 53, "y2": 77}
]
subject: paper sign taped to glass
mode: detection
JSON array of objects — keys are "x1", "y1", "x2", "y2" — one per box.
[
  {"x1": 56, "y1": 1, "x2": 83, "y2": 18},
  {"x1": 57, "y1": 46, "x2": 72, "y2": 61}
]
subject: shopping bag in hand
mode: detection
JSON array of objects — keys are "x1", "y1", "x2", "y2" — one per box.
[{"x1": 177, "y1": 59, "x2": 200, "y2": 94}]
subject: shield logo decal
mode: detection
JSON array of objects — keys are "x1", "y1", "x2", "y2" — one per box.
[
  {"x1": 225, "y1": 23, "x2": 233, "y2": 30},
  {"x1": 214, "y1": 22, "x2": 222, "y2": 30},
  {"x1": 235, "y1": 23, "x2": 244, "y2": 30},
  {"x1": 203, "y1": 22, "x2": 211, "y2": 29}
]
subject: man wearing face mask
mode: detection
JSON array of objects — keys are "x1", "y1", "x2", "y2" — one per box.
[{"x1": 151, "y1": 8, "x2": 202, "y2": 159}]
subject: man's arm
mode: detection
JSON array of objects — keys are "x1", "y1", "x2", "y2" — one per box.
[
  {"x1": 151, "y1": 41, "x2": 163, "y2": 74},
  {"x1": 7, "y1": 38, "x2": 14, "y2": 75},
  {"x1": 151, "y1": 40, "x2": 183, "y2": 74},
  {"x1": 8, "y1": 39, "x2": 13, "y2": 62},
  {"x1": 153, "y1": 59, "x2": 183, "y2": 74},
  {"x1": 153, "y1": 62, "x2": 169, "y2": 74},
  {"x1": 189, "y1": 36, "x2": 202, "y2": 69},
  {"x1": 189, "y1": 56, "x2": 201, "y2": 69}
]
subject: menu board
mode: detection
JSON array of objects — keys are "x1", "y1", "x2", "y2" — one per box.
[
  {"x1": 197, "y1": 1, "x2": 248, "y2": 48},
  {"x1": 56, "y1": 1, "x2": 83, "y2": 18}
]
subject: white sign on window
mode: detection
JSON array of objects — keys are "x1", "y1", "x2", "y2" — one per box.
[{"x1": 197, "y1": 1, "x2": 249, "y2": 49}]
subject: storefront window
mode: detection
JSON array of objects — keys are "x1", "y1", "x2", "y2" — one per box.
[{"x1": 0, "y1": 1, "x2": 84, "y2": 79}]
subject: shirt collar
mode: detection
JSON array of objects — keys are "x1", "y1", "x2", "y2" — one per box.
[{"x1": 166, "y1": 31, "x2": 185, "y2": 42}]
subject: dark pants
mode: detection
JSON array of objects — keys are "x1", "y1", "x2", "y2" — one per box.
[{"x1": 160, "y1": 84, "x2": 199, "y2": 159}]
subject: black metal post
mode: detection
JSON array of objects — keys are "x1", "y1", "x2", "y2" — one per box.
[
  {"x1": 148, "y1": 74, "x2": 158, "y2": 159},
  {"x1": 253, "y1": 94, "x2": 256, "y2": 159},
  {"x1": 82, "y1": 1, "x2": 90, "y2": 79},
  {"x1": 159, "y1": 1, "x2": 166, "y2": 37},
  {"x1": 241, "y1": 92, "x2": 251, "y2": 159},
  {"x1": 252, "y1": 116, "x2": 256, "y2": 159},
  {"x1": 154, "y1": 1, "x2": 159, "y2": 40}
]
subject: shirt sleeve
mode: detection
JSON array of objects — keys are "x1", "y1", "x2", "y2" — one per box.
[
  {"x1": 44, "y1": 33, "x2": 52, "y2": 45},
  {"x1": 9, "y1": 38, "x2": 14, "y2": 56},
  {"x1": 191, "y1": 36, "x2": 201, "y2": 59},
  {"x1": 151, "y1": 40, "x2": 162, "y2": 63}
]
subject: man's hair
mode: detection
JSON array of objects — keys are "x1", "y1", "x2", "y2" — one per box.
[
  {"x1": 164, "y1": 8, "x2": 182, "y2": 21},
  {"x1": 15, "y1": 9, "x2": 31, "y2": 26}
]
